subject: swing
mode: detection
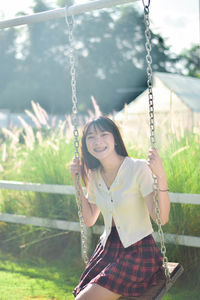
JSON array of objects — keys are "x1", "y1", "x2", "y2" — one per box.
[{"x1": 66, "y1": 1, "x2": 184, "y2": 299}]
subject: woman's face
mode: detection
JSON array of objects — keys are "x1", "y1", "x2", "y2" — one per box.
[{"x1": 85, "y1": 125, "x2": 116, "y2": 161}]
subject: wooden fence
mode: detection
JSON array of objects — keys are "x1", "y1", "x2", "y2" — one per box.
[{"x1": 0, "y1": 180, "x2": 200, "y2": 249}]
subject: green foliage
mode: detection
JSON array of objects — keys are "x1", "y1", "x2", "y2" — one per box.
[
  {"x1": 0, "y1": 102, "x2": 81, "y2": 258},
  {"x1": 0, "y1": 0, "x2": 180, "y2": 114},
  {"x1": 178, "y1": 44, "x2": 200, "y2": 78},
  {"x1": 0, "y1": 28, "x2": 17, "y2": 91}
]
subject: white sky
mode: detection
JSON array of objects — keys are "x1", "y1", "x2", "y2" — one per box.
[{"x1": 0, "y1": 0, "x2": 199, "y2": 55}]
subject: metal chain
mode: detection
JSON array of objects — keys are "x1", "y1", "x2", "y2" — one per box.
[
  {"x1": 143, "y1": 5, "x2": 170, "y2": 281},
  {"x1": 65, "y1": 10, "x2": 89, "y2": 265}
]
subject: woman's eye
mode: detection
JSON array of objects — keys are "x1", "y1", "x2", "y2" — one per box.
[{"x1": 87, "y1": 136, "x2": 94, "y2": 140}]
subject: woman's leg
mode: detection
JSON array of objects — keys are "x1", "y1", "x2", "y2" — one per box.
[{"x1": 75, "y1": 283, "x2": 121, "y2": 300}]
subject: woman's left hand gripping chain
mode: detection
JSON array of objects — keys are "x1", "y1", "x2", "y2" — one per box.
[{"x1": 147, "y1": 148, "x2": 165, "y2": 178}]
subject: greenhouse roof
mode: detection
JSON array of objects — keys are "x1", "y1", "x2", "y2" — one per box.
[{"x1": 154, "y1": 72, "x2": 200, "y2": 112}]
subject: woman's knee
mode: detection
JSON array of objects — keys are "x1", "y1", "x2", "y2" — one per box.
[
  {"x1": 75, "y1": 294, "x2": 85, "y2": 300},
  {"x1": 74, "y1": 283, "x2": 120, "y2": 300},
  {"x1": 75, "y1": 291, "x2": 90, "y2": 300},
  {"x1": 75, "y1": 289, "x2": 90, "y2": 300},
  {"x1": 75, "y1": 287, "x2": 91, "y2": 300}
]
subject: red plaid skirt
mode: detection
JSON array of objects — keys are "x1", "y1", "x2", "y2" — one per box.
[{"x1": 73, "y1": 226, "x2": 165, "y2": 297}]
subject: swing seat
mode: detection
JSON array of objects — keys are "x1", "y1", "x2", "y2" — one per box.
[{"x1": 119, "y1": 262, "x2": 184, "y2": 300}]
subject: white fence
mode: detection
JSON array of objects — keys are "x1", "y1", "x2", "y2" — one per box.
[{"x1": 0, "y1": 180, "x2": 200, "y2": 248}]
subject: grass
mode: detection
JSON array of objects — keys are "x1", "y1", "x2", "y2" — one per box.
[
  {"x1": 0, "y1": 251, "x2": 82, "y2": 300},
  {"x1": 0, "y1": 251, "x2": 199, "y2": 300},
  {"x1": 164, "y1": 286, "x2": 200, "y2": 300}
]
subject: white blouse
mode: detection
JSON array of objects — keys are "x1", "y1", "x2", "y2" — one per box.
[{"x1": 87, "y1": 156, "x2": 154, "y2": 248}]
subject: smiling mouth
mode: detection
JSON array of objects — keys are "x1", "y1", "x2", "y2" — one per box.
[{"x1": 94, "y1": 147, "x2": 107, "y2": 153}]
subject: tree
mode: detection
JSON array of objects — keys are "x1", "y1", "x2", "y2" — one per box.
[
  {"x1": 0, "y1": 0, "x2": 71, "y2": 113},
  {"x1": 0, "y1": 28, "x2": 18, "y2": 110},
  {"x1": 17, "y1": 0, "x2": 71, "y2": 113},
  {"x1": 71, "y1": 6, "x2": 176, "y2": 113},
  {"x1": 178, "y1": 44, "x2": 200, "y2": 78},
  {"x1": 0, "y1": 0, "x2": 179, "y2": 114}
]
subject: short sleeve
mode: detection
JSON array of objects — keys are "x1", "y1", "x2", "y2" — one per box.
[
  {"x1": 86, "y1": 171, "x2": 96, "y2": 204},
  {"x1": 137, "y1": 160, "x2": 154, "y2": 197}
]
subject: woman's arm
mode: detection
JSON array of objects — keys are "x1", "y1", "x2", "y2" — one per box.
[
  {"x1": 70, "y1": 158, "x2": 100, "y2": 227},
  {"x1": 145, "y1": 149, "x2": 170, "y2": 226}
]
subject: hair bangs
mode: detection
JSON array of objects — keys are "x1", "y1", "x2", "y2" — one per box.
[{"x1": 86, "y1": 118, "x2": 114, "y2": 137}]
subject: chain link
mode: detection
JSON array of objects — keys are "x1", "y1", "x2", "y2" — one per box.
[
  {"x1": 65, "y1": 10, "x2": 89, "y2": 265},
  {"x1": 143, "y1": 6, "x2": 170, "y2": 281}
]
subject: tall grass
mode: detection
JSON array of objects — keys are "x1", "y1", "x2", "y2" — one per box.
[
  {"x1": 121, "y1": 117, "x2": 200, "y2": 284},
  {"x1": 0, "y1": 101, "x2": 200, "y2": 283}
]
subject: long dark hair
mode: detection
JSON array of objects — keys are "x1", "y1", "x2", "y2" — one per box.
[{"x1": 80, "y1": 116, "x2": 129, "y2": 186}]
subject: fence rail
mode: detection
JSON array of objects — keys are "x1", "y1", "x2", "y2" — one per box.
[
  {"x1": 1, "y1": 180, "x2": 200, "y2": 204},
  {"x1": 0, "y1": 180, "x2": 200, "y2": 248}
]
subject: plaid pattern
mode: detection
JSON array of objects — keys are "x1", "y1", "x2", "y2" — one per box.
[{"x1": 73, "y1": 227, "x2": 165, "y2": 297}]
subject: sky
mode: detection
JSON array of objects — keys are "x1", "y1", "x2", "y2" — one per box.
[{"x1": 0, "y1": 0, "x2": 199, "y2": 55}]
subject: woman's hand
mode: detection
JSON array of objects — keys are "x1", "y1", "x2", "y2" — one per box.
[
  {"x1": 147, "y1": 148, "x2": 166, "y2": 179},
  {"x1": 70, "y1": 158, "x2": 81, "y2": 181},
  {"x1": 147, "y1": 148, "x2": 170, "y2": 225}
]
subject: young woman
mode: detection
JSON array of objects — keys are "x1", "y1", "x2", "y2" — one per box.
[{"x1": 70, "y1": 116, "x2": 170, "y2": 300}]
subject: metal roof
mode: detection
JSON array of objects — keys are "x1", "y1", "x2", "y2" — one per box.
[{"x1": 154, "y1": 72, "x2": 200, "y2": 112}]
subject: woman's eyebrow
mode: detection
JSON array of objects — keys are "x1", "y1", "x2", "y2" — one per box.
[
  {"x1": 87, "y1": 128, "x2": 107, "y2": 135},
  {"x1": 86, "y1": 131, "x2": 95, "y2": 136}
]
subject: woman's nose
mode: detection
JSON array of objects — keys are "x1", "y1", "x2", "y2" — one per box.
[{"x1": 94, "y1": 135, "x2": 101, "y2": 144}]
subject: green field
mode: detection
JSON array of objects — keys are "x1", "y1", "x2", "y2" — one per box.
[
  {"x1": 0, "y1": 252, "x2": 80, "y2": 300},
  {"x1": 0, "y1": 252, "x2": 199, "y2": 300}
]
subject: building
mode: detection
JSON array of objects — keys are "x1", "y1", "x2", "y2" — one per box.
[{"x1": 114, "y1": 72, "x2": 200, "y2": 145}]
